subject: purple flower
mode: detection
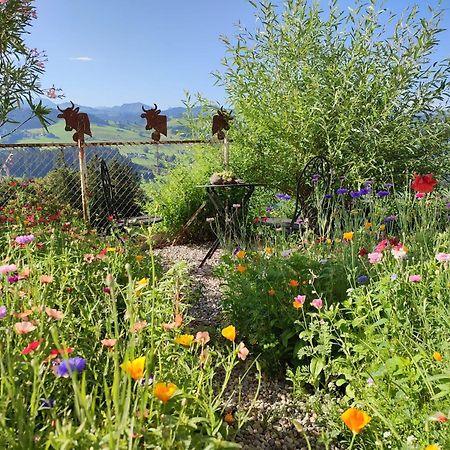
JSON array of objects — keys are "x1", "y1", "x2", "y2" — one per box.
[
  {"x1": 363, "y1": 180, "x2": 373, "y2": 186},
  {"x1": 350, "y1": 191, "x2": 362, "y2": 199},
  {"x1": 103, "y1": 287, "x2": 111, "y2": 294},
  {"x1": 336, "y1": 188, "x2": 349, "y2": 195},
  {"x1": 367, "y1": 377, "x2": 375, "y2": 386},
  {"x1": 275, "y1": 193, "x2": 291, "y2": 201},
  {"x1": 383, "y1": 183, "x2": 394, "y2": 188},
  {"x1": 390, "y1": 273, "x2": 398, "y2": 281},
  {"x1": 359, "y1": 187, "x2": 371, "y2": 196},
  {"x1": 15, "y1": 234, "x2": 34, "y2": 245},
  {"x1": 40, "y1": 398, "x2": 55, "y2": 409},
  {"x1": 376, "y1": 190, "x2": 390, "y2": 198},
  {"x1": 140, "y1": 375, "x2": 155, "y2": 386},
  {"x1": 446, "y1": 202, "x2": 450, "y2": 209},
  {"x1": 55, "y1": 357, "x2": 87, "y2": 377},
  {"x1": 357, "y1": 275, "x2": 369, "y2": 285},
  {"x1": 0, "y1": 306, "x2": 7, "y2": 319},
  {"x1": 383, "y1": 215, "x2": 397, "y2": 223},
  {"x1": 339, "y1": 176, "x2": 346, "y2": 181},
  {"x1": 7, "y1": 275, "x2": 19, "y2": 284},
  {"x1": 311, "y1": 298, "x2": 323, "y2": 309},
  {"x1": 324, "y1": 194, "x2": 333, "y2": 199},
  {"x1": 266, "y1": 206, "x2": 274, "y2": 212},
  {"x1": 311, "y1": 174, "x2": 320, "y2": 183}
]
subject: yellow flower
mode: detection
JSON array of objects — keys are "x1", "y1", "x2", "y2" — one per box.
[
  {"x1": 135, "y1": 255, "x2": 144, "y2": 263},
  {"x1": 264, "y1": 247, "x2": 273, "y2": 255},
  {"x1": 235, "y1": 250, "x2": 246, "y2": 259},
  {"x1": 121, "y1": 356, "x2": 145, "y2": 380},
  {"x1": 221, "y1": 325, "x2": 236, "y2": 342},
  {"x1": 379, "y1": 224, "x2": 386, "y2": 231},
  {"x1": 364, "y1": 222, "x2": 372, "y2": 230},
  {"x1": 106, "y1": 247, "x2": 117, "y2": 252},
  {"x1": 341, "y1": 408, "x2": 371, "y2": 434},
  {"x1": 433, "y1": 351, "x2": 443, "y2": 362},
  {"x1": 335, "y1": 238, "x2": 342, "y2": 243},
  {"x1": 175, "y1": 334, "x2": 194, "y2": 346},
  {"x1": 135, "y1": 278, "x2": 149, "y2": 293},
  {"x1": 326, "y1": 238, "x2": 332, "y2": 245},
  {"x1": 292, "y1": 300, "x2": 303, "y2": 309},
  {"x1": 236, "y1": 264, "x2": 247, "y2": 273},
  {"x1": 424, "y1": 445, "x2": 440, "y2": 450},
  {"x1": 154, "y1": 382, "x2": 177, "y2": 403},
  {"x1": 343, "y1": 231, "x2": 354, "y2": 241}
]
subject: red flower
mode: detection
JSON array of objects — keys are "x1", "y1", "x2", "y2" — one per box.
[
  {"x1": 411, "y1": 173, "x2": 437, "y2": 193},
  {"x1": 22, "y1": 339, "x2": 44, "y2": 355},
  {"x1": 358, "y1": 247, "x2": 368, "y2": 257},
  {"x1": 50, "y1": 347, "x2": 73, "y2": 356}
]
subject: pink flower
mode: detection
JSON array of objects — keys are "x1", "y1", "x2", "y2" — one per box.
[
  {"x1": 436, "y1": 253, "x2": 450, "y2": 262},
  {"x1": 14, "y1": 321, "x2": 36, "y2": 334},
  {"x1": 0, "y1": 264, "x2": 17, "y2": 274},
  {"x1": 195, "y1": 331, "x2": 210, "y2": 345},
  {"x1": 45, "y1": 308, "x2": 64, "y2": 320},
  {"x1": 374, "y1": 239, "x2": 389, "y2": 253},
  {"x1": 415, "y1": 192, "x2": 425, "y2": 200},
  {"x1": 408, "y1": 274, "x2": 422, "y2": 283},
  {"x1": 391, "y1": 245, "x2": 408, "y2": 260},
  {"x1": 429, "y1": 412, "x2": 448, "y2": 423},
  {"x1": 238, "y1": 342, "x2": 249, "y2": 360},
  {"x1": 0, "y1": 0, "x2": 8, "y2": 5},
  {"x1": 311, "y1": 298, "x2": 323, "y2": 309},
  {"x1": 368, "y1": 252, "x2": 383, "y2": 264},
  {"x1": 83, "y1": 254, "x2": 95, "y2": 263}
]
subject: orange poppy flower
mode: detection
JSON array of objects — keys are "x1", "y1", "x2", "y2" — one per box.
[
  {"x1": 154, "y1": 382, "x2": 177, "y2": 403},
  {"x1": 101, "y1": 338, "x2": 117, "y2": 348},
  {"x1": 341, "y1": 407, "x2": 371, "y2": 434},
  {"x1": 175, "y1": 334, "x2": 194, "y2": 346},
  {"x1": 289, "y1": 279, "x2": 299, "y2": 287},
  {"x1": 121, "y1": 356, "x2": 145, "y2": 380},
  {"x1": 221, "y1": 325, "x2": 236, "y2": 342},
  {"x1": 235, "y1": 250, "x2": 246, "y2": 259},
  {"x1": 433, "y1": 351, "x2": 443, "y2": 362},
  {"x1": 39, "y1": 275, "x2": 53, "y2": 284},
  {"x1": 236, "y1": 264, "x2": 247, "y2": 273},
  {"x1": 45, "y1": 307, "x2": 64, "y2": 320}
]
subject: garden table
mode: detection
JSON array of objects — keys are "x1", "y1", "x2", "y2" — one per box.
[{"x1": 198, "y1": 182, "x2": 263, "y2": 267}]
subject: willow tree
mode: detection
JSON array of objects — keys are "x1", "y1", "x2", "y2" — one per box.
[{"x1": 216, "y1": 0, "x2": 450, "y2": 186}]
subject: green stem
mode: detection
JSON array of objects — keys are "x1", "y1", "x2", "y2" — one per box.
[{"x1": 348, "y1": 432, "x2": 356, "y2": 450}]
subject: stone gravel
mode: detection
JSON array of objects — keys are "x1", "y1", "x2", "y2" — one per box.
[{"x1": 154, "y1": 244, "x2": 330, "y2": 450}]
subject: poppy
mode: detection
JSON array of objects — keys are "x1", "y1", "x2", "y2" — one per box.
[
  {"x1": 22, "y1": 339, "x2": 44, "y2": 355},
  {"x1": 341, "y1": 407, "x2": 371, "y2": 434},
  {"x1": 153, "y1": 382, "x2": 177, "y2": 403},
  {"x1": 411, "y1": 173, "x2": 437, "y2": 193},
  {"x1": 175, "y1": 334, "x2": 194, "y2": 346},
  {"x1": 221, "y1": 325, "x2": 236, "y2": 342},
  {"x1": 121, "y1": 356, "x2": 146, "y2": 380}
]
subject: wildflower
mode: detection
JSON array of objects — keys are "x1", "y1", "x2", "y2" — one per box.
[
  {"x1": 56, "y1": 357, "x2": 87, "y2": 377},
  {"x1": 336, "y1": 188, "x2": 349, "y2": 195},
  {"x1": 40, "y1": 399, "x2": 55, "y2": 409},
  {"x1": 15, "y1": 234, "x2": 34, "y2": 245},
  {"x1": 415, "y1": 192, "x2": 425, "y2": 199},
  {"x1": 83, "y1": 254, "x2": 95, "y2": 263},
  {"x1": 101, "y1": 338, "x2": 117, "y2": 348},
  {"x1": 293, "y1": 295, "x2": 306, "y2": 309},
  {"x1": 311, "y1": 174, "x2": 320, "y2": 182},
  {"x1": 268, "y1": 288, "x2": 276, "y2": 296},
  {"x1": 0, "y1": 306, "x2": 7, "y2": 319},
  {"x1": 135, "y1": 278, "x2": 149, "y2": 292},
  {"x1": 223, "y1": 407, "x2": 237, "y2": 425},
  {"x1": 429, "y1": 412, "x2": 448, "y2": 423},
  {"x1": 358, "y1": 247, "x2": 368, "y2": 257},
  {"x1": 236, "y1": 264, "x2": 247, "y2": 273},
  {"x1": 341, "y1": 407, "x2": 371, "y2": 434},
  {"x1": 350, "y1": 190, "x2": 362, "y2": 199},
  {"x1": 232, "y1": 203, "x2": 241, "y2": 208},
  {"x1": 391, "y1": 245, "x2": 408, "y2": 260},
  {"x1": 379, "y1": 224, "x2": 386, "y2": 231},
  {"x1": 235, "y1": 250, "x2": 246, "y2": 259},
  {"x1": 264, "y1": 247, "x2": 273, "y2": 255},
  {"x1": 364, "y1": 222, "x2": 372, "y2": 230},
  {"x1": 383, "y1": 183, "x2": 394, "y2": 188},
  {"x1": 368, "y1": 252, "x2": 383, "y2": 264},
  {"x1": 409, "y1": 274, "x2": 422, "y2": 283},
  {"x1": 153, "y1": 382, "x2": 177, "y2": 403},
  {"x1": 390, "y1": 273, "x2": 398, "y2": 281},
  {"x1": 45, "y1": 308, "x2": 64, "y2": 320},
  {"x1": 367, "y1": 377, "x2": 374, "y2": 386},
  {"x1": 289, "y1": 279, "x2": 299, "y2": 287},
  {"x1": 436, "y1": 253, "x2": 450, "y2": 262},
  {"x1": 14, "y1": 321, "x2": 36, "y2": 334},
  {"x1": 175, "y1": 334, "x2": 194, "y2": 346},
  {"x1": 8, "y1": 275, "x2": 19, "y2": 283},
  {"x1": 376, "y1": 190, "x2": 390, "y2": 198},
  {"x1": 206, "y1": 217, "x2": 215, "y2": 223},
  {"x1": 343, "y1": 231, "x2": 354, "y2": 241},
  {"x1": 161, "y1": 313, "x2": 183, "y2": 330},
  {"x1": 195, "y1": 331, "x2": 210, "y2": 345},
  {"x1": 281, "y1": 249, "x2": 293, "y2": 257},
  {"x1": 121, "y1": 356, "x2": 145, "y2": 380},
  {"x1": 130, "y1": 320, "x2": 147, "y2": 333},
  {"x1": 21, "y1": 339, "x2": 44, "y2": 355},
  {"x1": 326, "y1": 238, "x2": 332, "y2": 245},
  {"x1": 311, "y1": 298, "x2": 323, "y2": 309},
  {"x1": 49, "y1": 347, "x2": 73, "y2": 357},
  {"x1": 433, "y1": 351, "x2": 443, "y2": 362},
  {"x1": 135, "y1": 255, "x2": 144, "y2": 263},
  {"x1": 275, "y1": 193, "x2": 291, "y2": 200},
  {"x1": 357, "y1": 275, "x2": 369, "y2": 285},
  {"x1": 411, "y1": 173, "x2": 437, "y2": 193},
  {"x1": 383, "y1": 215, "x2": 397, "y2": 224},
  {"x1": 0, "y1": 264, "x2": 17, "y2": 274},
  {"x1": 238, "y1": 342, "x2": 249, "y2": 360},
  {"x1": 221, "y1": 325, "x2": 236, "y2": 342},
  {"x1": 324, "y1": 194, "x2": 333, "y2": 199},
  {"x1": 424, "y1": 445, "x2": 440, "y2": 450}
]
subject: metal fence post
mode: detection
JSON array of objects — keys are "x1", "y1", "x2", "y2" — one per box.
[{"x1": 78, "y1": 139, "x2": 90, "y2": 222}]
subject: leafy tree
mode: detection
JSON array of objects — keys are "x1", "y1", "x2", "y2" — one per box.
[
  {"x1": 216, "y1": 0, "x2": 450, "y2": 187},
  {"x1": 0, "y1": 0, "x2": 52, "y2": 139}
]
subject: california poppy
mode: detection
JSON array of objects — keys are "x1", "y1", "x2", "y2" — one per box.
[
  {"x1": 221, "y1": 325, "x2": 236, "y2": 342},
  {"x1": 341, "y1": 407, "x2": 371, "y2": 434},
  {"x1": 153, "y1": 382, "x2": 177, "y2": 403},
  {"x1": 121, "y1": 356, "x2": 146, "y2": 380}
]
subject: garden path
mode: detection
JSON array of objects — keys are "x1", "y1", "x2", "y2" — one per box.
[{"x1": 154, "y1": 244, "x2": 328, "y2": 450}]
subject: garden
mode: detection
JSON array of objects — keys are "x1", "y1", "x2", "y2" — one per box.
[{"x1": 1, "y1": 0, "x2": 450, "y2": 449}]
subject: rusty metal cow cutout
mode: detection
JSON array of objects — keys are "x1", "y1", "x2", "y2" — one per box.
[
  {"x1": 57, "y1": 101, "x2": 92, "y2": 142},
  {"x1": 141, "y1": 104, "x2": 167, "y2": 142},
  {"x1": 212, "y1": 107, "x2": 233, "y2": 140}
]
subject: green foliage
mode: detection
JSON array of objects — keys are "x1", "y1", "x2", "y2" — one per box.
[
  {"x1": 0, "y1": 0, "x2": 52, "y2": 136},
  {"x1": 216, "y1": 0, "x2": 450, "y2": 188},
  {"x1": 145, "y1": 145, "x2": 222, "y2": 240}
]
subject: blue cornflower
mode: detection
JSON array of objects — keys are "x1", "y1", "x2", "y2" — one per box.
[
  {"x1": 266, "y1": 206, "x2": 274, "y2": 212},
  {"x1": 383, "y1": 215, "x2": 397, "y2": 223},
  {"x1": 56, "y1": 357, "x2": 87, "y2": 377},
  {"x1": 356, "y1": 275, "x2": 369, "y2": 285},
  {"x1": 336, "y1": 188, "x2": 349, "y2": 195},
  {"x1": 275, "y1": 193, "x2": 291, "y2": 201},
  {"x1": 350, "y1": 191, "x2": 362, "y2": 199},
  {"x1": 376, "y1": 190, "x2": 390, "y2": 198},
  {"x1": 324, "y1": 194, "x2": 333, "y2": 199},
  {"x1": 359, "y1": 187, "x2": 371, "y2": 196},
  {"x1": 363, "y1": 180, "x2": 373, "y2": 186},
  {"x1": 383, "y1": 183, "x2": 394, "y2": 188}
]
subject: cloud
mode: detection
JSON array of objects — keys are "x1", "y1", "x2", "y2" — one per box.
[{"x1": 70, "y1": 56, "x2": 93, "y2": 61}]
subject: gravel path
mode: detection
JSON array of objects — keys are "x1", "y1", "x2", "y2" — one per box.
[{"x1": 154, "y1": 244, "x2": 326, "y2": 450}]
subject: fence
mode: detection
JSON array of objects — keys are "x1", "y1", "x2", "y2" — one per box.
[{"x1": 0, "y1": 138, "x2": 226, "y2": 228}]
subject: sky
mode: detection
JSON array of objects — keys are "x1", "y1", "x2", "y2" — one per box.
[{"x1": 29, "y1": 0, "x2": 450, "y2": 108}]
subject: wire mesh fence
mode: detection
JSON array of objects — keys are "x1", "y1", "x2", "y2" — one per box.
[{"x1": 0, "y1": 140, "x2": 212, "y2": 229}]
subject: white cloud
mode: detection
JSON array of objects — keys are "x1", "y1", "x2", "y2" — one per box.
[{"x1": 70, "y1": 56, "x2": 93, "y2": 61}]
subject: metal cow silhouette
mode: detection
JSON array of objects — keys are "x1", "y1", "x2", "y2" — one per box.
[
  {"x1": 141, "y1": 104, "x2": 167, "y2": 141},
  {"x1": 57, "y1": 101, "x2": 92, "y2": 142},
  {"x1": 212, "y1": 107, "x2": 232, "y2": 140}
]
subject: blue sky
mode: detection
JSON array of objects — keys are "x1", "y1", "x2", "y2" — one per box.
[{"x1": 30, "y1": 0, "x2": 449, "y2": 108}]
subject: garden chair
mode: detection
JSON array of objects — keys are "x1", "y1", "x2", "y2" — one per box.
[
  {"x1": 100, "y1": 159, "x2": 162, "y2": 229},
  {"x1": 258, "y1": 155, "x2": 332, "y2": 233}
]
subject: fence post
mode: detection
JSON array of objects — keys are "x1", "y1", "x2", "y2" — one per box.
[
  {"x1": 223, "y1": 135, "x2": 229, "y2": 170},
  {"x1": 78, "y1": 139, "x2": 90, "y2": 222}
]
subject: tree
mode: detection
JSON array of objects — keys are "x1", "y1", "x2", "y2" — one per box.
[
  {"x1": 216, "y1": 0, "x2": 450, "y2": 187},
  {"x1": 0, "y1": 0, "x2": 53, "y2": 139}
]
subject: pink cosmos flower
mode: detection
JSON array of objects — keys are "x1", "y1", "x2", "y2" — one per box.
[
  {"x1": 368, "y1": 252, "x2": 383, "y2": 264},
  {"x1": 238, "y1": 342, "x2": 249, "y2": 360},
  {"x1": 14, "y1": 321, "x2": 36, "y2": 334},
  {"x1": 311, "y1": 298, "x2": 323, "y2": 309},
  {"x1": 408, "y1": 274, "x2": 422, "y2": 283},
  {"x1": 436, "y1": 253, "x2": 450, "y2": 262},
  {"x1": 0, "y1": 0, "x2": 8, "y2": 5},
  {"x1": 0, "y1": 264, "x2": 17, "y2": 274}
]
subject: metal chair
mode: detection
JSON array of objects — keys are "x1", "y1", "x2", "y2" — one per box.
[
  {"x1": 100, "y1": 159, "x2": 162, "y2": 228},
  {"x1": 258, "y1": 155, "x2": 332, "y2": 232}
]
